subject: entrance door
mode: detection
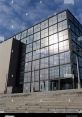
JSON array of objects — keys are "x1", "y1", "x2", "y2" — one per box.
[{"x1": 50, "y1": 80, "x2": 58, "y2": 91}]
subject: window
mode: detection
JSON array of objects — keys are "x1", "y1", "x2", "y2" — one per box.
[
  {"x1": 58, "y1": 11, "x2": 67, "y2": 22},
  {"x1": 71, "y1": 53, "x2": 76, "y2": 64},
  {"x1": 34, "y1": 82, "x2": 39, "y2": 91},
  {"x1": 49, "y1": 34, "x2": 58, "y2": 45},
  {"x1": 41, "y1": 20, "x2": 48, "y2": 30},
  {"x1": 59, "y1": 30, "x2": 68, "y2": 42},
  {"x1": 58, "y1": 20, "x2": 67, "y2": 31},
  {"x1": 67, "y1": 11, "x2": 73, "y2": 21},
  {"x1": 60, "y1": 64, "x2": 71, "y2": 77},
  {"x1": 21, "y1": 38, "x2": 27, "y2": 44},
  {"x1": 41, "y1": 37, "x2": 48, "y2": 48},
  {"x1": 23, "y1": 83, "x2": 30, "y2": 92},
  {"x1": 25, "y1": 52, "x2": 32, "y2": 62},
  {"x1": 28, "y1": 27, "x2": 33, "y2": 35},
  {"x1": 33, "y1": 50, "x2": 40, "y2": 60},
  {"x1": 32, "y1": 71, "x2": 39, "y2": 81},
  {"x1": 59, "y1": 51, "x2": 70, "y2": 64},
  {"x1": 49, "y1": 44, "x2": 58, "y2": 55},
  {"x1": 79, "y1": 57, "x2": 82, "y2": 67},
  {"x1": 40, "y1": 69, "x2": 48, "y2": 80},
  {"x1": 26, "y1": 35, "x2": 33, "y2": 44},
  {"x1": 49, "y1": 54, "x2": 59, "y2": 67},
  {"x1": 50, "y1": 66, "x2": 59, "y2": 79},
  {"x1": 70, "y1": 41, "x2": 77, "y2": 52},
  {"x1": 34, "y1": 32, "x2": 40, "y2": 41},
  {"x1": 32, "y1": 60, "x2": 39, "y2": 71},
  {"x1": 25, "y1": 62, "x2": 31, "y2": 72},
  {"x1": 16, "y1": 33, "x2": 21, "y2": 40},
  {"x1": 33, "y1": 40, "x2": 40, "y2": 50},
  {"x1": 59, "y1": 40, "x2": 69, "y2": 52},
  {"x1": 40, "y1": 57, "x2": 48, "y2": 69},
  {"x1": 41, "y1": 28, "x2": 48, "y2": 38},
  {"x1": 79, "y1": 68, "x2": 82, "y2": 79},
  {"x1": 40, "y1": 47, "x2": 48, "y2": 58},
  {"x1": 49, "y1": 24, "x2": 57, "y2": 35},
  {"x1": 26, "y1": 44, "x2": 32, "y2": 53},
  {"x1": 49, "y1": 15, "x2": 57, "y2": 26},
  {"x1": 21, "y1": 30, "x2": 27, "y2": 39},
  {"x1": 24, "y1": 72, "x2": 31, "y2": 83},
  {"x1": 68, "y1": 20, "x2": 74, "y2": 32},
  {"x1": 34, "y1": 24, "x2": 40, "y2": 33}
]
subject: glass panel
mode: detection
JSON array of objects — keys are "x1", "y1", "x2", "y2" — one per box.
[
  {"x1": 34, "y1": 82, "x2": 39, "y2": 91},
  {"x1": 32, "y1": 71, "x2": 39, "y2": 81},
  {"x1": 23, "y1": 83, "x2": 30, "y2": 92},
  {"x1": 32, "y1": 60, "x2": 39, "y2": 71},
  {"x1": 40, "y1": 57, "x2": 48, "y2": 69},
  {"x1": 59, "y1": 51, "x2": 70, "y2": 64},
  {"x1": 49, "y1": 15, "x2": 57, "y2": 26},
  {"x1": 49, "y1": 44, "x2": 58, "y2": 55},
  {"x1": 58, "y1": 11, "x2": 67, "y2": 22},
  {"x1": 50, "y1": 66, "x2": 59, "y2": 79},
  {"x1": 49, "y1": 24, "x2": 57, "y2": 35},
  {"x1": 21, "y1": 30, "x2": 27, "y2": 39},
  {"x1": 41, "y1": 20, "x2": 48, "y2": 30},
  {"x1": 24, "y1": 72, "x2": 31, "y2": 83},
  {"x1": 34, "y1": 32, "x2": 40, "y2": 41},
  {"x1": 40, "y1": 47, "x2": 48, "y2": 58},
  {"x1": 68, "y1": 20, "x2": 74, "y2": 32},
  {"x1": 25, "y1": 62, "x2": 31, "y2": 72},
  {"x1": 79, "y1": 68, "x2": 82, "y2": 79},
  {"x1": 26, "y1": 44, "x2": 32, "y2": 53},
  {"x1": 33, "y1": 50, "x2": 40, "y2": 60},
  {"x1": 25, "y1": 52, "x2": 32, "y2": 62},
  {"x1": 40, "y1": 68, "x2": 48, "y2": 80},
  {"x1": 41, "y1": 28, "x2": 48, "y2": 38},
  {"x1": 26, "y1": 35, "x2": 33, "y2": 44},
  {"x1": 49, "y1": 33, "x2": 58, "y2": 45},
  {"x1": 34, "y1": 24, "x2": 40, "y2": 33},
  {"x1": 33, "y1": 40, "x2": 40, "y2": 50},
  {"x1": 16, "y1": 33, "x2": 21, "y2": 40},
  {"x1": 28, "y1": 27, "x2": 33, "y2": 36},
  {"x1": 60, "y1": 64, "x2": 71, "y2": 77},
  {"x1": 21, "y1": 38, "x2": 27, "y2": 44},
  {"x1": 41, "y1": 37, "x2": 48, "y2": 48},
  {"x1": 49, "y1": 54, "x2": 59, "y2": 67},
  {"x1": 59, "y1": 40, "x2": 69, "y2": 52},
  {"x1": 79, "y1": 57, "x2": 82, "y2": 67},
  {"x1": 58, "y1": 20, "x2": 67, "y2": 31},
  {"x1": 59, "y1": 30, "x2": 68, "y2": 42}
]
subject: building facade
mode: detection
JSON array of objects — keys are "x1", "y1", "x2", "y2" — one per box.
[
  {"x1": 0, "y1": 38, "x2": 23, "y2": 94},
  {"x1": 1, "y1": 9, "x2": 82, "y2": 93}
]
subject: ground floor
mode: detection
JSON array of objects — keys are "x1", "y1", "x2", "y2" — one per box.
[{"x1": 23, "y1": 78, "x2": 82, "y2": 93}]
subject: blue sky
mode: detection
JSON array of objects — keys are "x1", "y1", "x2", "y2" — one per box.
[{"x1": 0, "y1": 0, "x2": 82, "y2": 40}]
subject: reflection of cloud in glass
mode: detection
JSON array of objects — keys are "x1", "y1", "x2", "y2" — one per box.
[{"x1": 64, "y1": 0, "x2": 74, "y2": 5}]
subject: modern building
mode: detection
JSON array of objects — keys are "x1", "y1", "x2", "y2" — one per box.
[{"x1": 0, "y1": 9, "x2": 82, "y2": 94}]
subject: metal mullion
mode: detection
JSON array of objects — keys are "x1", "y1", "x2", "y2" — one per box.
[{"x1": 57, "y1": 13, "x2": 60, "y2": 90}]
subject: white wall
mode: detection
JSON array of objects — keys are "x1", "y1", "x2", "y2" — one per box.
[{"x1": 0, "y1": 39, "x2": 13, "y2": 94}]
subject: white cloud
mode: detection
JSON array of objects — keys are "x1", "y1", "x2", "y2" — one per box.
[{"x1": 64, "y1": 0, "x2": 74, "y2": 5}]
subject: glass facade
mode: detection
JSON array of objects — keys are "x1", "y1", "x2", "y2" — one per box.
[{"x1": 12, "y1": 10, "x2": 82, "y2": 92}]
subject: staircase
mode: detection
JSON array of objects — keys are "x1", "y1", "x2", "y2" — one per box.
[{"x1": 0, "y1": 89, "x2": 82, "y2": 113}]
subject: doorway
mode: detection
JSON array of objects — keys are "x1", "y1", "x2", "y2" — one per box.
[{"x1": 50, "y1": 80, "x2": 58, "y2": 91}]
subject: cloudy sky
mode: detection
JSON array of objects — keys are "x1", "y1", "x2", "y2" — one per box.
[{"x1": 0, "y1": 0, "x2": 82, "y2": 40}]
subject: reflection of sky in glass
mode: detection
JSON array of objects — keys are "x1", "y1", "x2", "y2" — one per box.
[{"x1": 49, "y1": 44, "x2": 58, "y2": 55}]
